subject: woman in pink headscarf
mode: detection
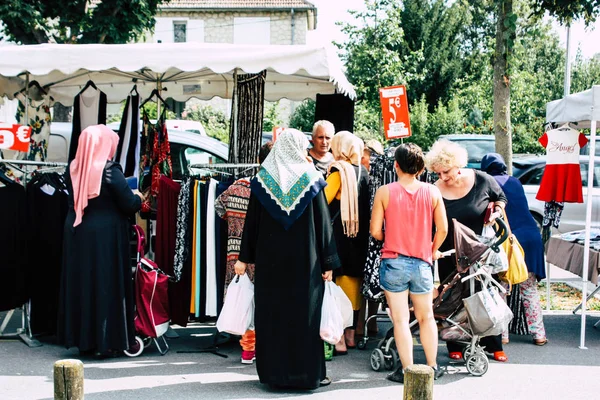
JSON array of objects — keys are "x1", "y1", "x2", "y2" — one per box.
[{"x1": 58, "y1": 124, "x2": 143, "y2": 357}]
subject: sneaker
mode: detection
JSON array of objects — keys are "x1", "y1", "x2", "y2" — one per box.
[
  {"x1": 432, "y1": 365, "x2": 446, "y2": 380},
  {"x1": 241, "y1": 350, "x2": 256, "y2": 364},
  {"x1": 386, "y1": 367, "x2": 404, "y2": 384}
]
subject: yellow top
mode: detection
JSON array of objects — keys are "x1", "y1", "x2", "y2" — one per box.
[{"x1": 324, "y1": 171, "x2": 342, "y2": 204}]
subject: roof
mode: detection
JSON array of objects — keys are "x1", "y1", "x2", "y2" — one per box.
[{"x1": 89, "y1": 0, "x2": 315, "y2": 10}]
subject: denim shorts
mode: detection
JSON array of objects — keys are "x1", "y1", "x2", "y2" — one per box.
[{"x1": 380, "y1": 255, "x2": 433, "y2": 294}]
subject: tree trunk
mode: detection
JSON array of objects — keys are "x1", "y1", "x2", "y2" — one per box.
[
  {"x1": 53, "y1": 103, "x2": 71, "y2": 123},
  {"x1": 493, "y1": 0, "x2": 514, "y2": 175}
]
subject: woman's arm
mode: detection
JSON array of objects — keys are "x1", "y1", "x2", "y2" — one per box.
[
  {"x1": 106, "y1": 163, "x2": 142, "y2": 215},
  {"x1": 430, "y1": 185, "x2": 448, "y2": 260},
  {"x1": 370, "y1": 185, "x2": 388, "y2": 241},
  {"x1": 324, "y1": 170, "x2": 341, "y2": 204}
]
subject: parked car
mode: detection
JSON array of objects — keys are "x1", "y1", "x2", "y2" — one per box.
[
  {"x1": 48, "y1": 122, "x2": 228, "y2": 181},
  {"x1": 439, "y1": 134, "x2": 496, "y2": 170},
  {"x1": 517, "y1": 155, "x2": 600, "y2": 233}
]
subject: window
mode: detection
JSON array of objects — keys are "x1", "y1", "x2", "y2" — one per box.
[{"x1": 173, "y1": 22, "x2": 187, "y2": 43}]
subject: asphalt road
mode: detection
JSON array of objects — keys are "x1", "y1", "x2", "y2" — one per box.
[{"x1": 1, "y1": 309, "x2": 600, "y2": 400}]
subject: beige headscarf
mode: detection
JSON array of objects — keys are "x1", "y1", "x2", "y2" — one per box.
[{"x1": 328, "y1": 131, "x2": 364, "y2": 237}]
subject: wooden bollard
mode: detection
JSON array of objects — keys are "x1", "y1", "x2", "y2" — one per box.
[
  {"x1": 54, "y1": 359, "x2": 84, "y2": 400},
  {"x1": 403, "y1": 364, "x2": 433, "y2": 400}
]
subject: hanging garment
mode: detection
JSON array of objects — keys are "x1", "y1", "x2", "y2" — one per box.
[
  {"x1": 155, "y1": 176, "x2": 181, "y2": 281},
  {"x1": 69, "y1": 85, "x2": 108, "y2": 161},
  {"x1": 116, "y1": 94, "x2": 140, "y2": 177},
  {"x1": 205, "y1": 178, "x2": 218, "y2": 317},
  {"x1": 362, "y1": 150, "x2": 396, "y2": 301},
  {"x1": 170, "y1": 177, "x2": 194, "y2": 327},
  {"x1": 0, "y1": 179, "x2": 29, "y2": 311},
  {"x1": 26, "y1": 172, "x2": 68, "y2": 335},
  {"x1": 140, "y1": 111, "x2": 172, "y2": 217},
  {"x1": 215, "y1": 178, "x2": 255, "y2": 291},
  {"x1": 15, "y1": 93, "x2": 53, "y2": 161},
  {"x1": 536, "y1": 126, "x2": 588, "y2": 203},
  {"x1": 314, "y1": 93, "x2": 355, "y2": 133}
]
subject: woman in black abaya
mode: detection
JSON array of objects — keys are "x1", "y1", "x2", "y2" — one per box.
[
  {"x1": 236, "y1": 129, "x2": 341, "y2": 390},
  {"x1": 58, "y1": 124, "x2": 143, "y2": 356}
]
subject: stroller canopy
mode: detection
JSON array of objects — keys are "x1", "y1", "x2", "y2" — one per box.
[{"x1": 453, "y1": 219, "x2": 490, "y2": 272}]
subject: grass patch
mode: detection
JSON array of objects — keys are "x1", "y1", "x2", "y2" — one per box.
[{"x1": 538, "y1": 282, "x2": 600, "y2": 311}]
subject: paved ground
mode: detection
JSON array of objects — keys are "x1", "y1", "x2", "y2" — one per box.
[{"x1": 1, "y1": 308, "x2": 600, "y2": 400}]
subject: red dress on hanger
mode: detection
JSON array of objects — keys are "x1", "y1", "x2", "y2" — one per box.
[{"x1": 536, "y1": 126, "x2": 588, "y2": 203}]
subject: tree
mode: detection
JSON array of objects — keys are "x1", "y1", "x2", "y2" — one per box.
[
  {"x1": 531, "y1": 0, "x2": 600, "y2": 26},
  {"x1": 262, "y1": 101, "x2": 283, "y2": 133},
  {"x1": 0, "y1": 0, "x2": 166, "y2": 44},
  {"x1": 493, "y1": 0, "x2": 516, "y2": 173},
  {"x1": 182, "y1": 104, "x2": 230, "y2": 143},
  {"x1": 289, "y1": 99, "x2": 316, "y2": 133}
]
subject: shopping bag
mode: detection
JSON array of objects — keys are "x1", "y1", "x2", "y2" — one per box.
[
  {"x1": 330, "y1": 282, "x2": 353, "y2": 329},
  {"x1": 320, "y1": 281, "x2": 344, "y2": 345},
  {"x1": 498, "y1": 210, "x2": 529, "y2": 285},
  {"x1": 216, "y1": 274, "x2": 254, "y2": 335},
  {"x1": 463, "y1": 287, "x2": 513, "y2": 337}
]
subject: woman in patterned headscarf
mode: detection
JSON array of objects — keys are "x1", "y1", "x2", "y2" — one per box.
[
  {"x1": 235, "y1": 129, "x2": 340, "y2": 390},
  {"x1": 324, "y1": 131, "x2": 370, "y2": 354}
]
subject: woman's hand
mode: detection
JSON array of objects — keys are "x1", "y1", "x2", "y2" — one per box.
[
  {"x1": 234, "y1": 260, "x2": 247, "y2": 275},
  {"x1": 322, "y1": 270, "x2": 333, "y2": 281},
  {"x1": 133, "y1": 189, "x2": 145, "y2": 201}
]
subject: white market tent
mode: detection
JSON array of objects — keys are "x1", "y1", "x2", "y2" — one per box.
[
  {"x1": 546, "y1": 85, "x2": 600, "y2": 349},
  {"x1": 0, "y1": 42, "x2": 356, "y2": 105}
]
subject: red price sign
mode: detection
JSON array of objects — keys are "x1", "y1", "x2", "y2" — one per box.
[
  {"x1": 379, "y1": 85, "x2": 411, "y2": 140},
  {"x1": 0, "y1": 123, "x2": 32, "y2": 152}
]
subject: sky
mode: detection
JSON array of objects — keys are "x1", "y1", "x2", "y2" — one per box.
[{"x1": 307, "y1": 1, "x2": 600, "y2": 60}]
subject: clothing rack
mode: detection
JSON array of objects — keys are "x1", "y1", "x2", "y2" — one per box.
[
  {"x1": 187, "y1": 163, "x2": 259, "y2": 179},
  {"x1": 0, "y1": 159, "x2": 67, "y2": 347}
]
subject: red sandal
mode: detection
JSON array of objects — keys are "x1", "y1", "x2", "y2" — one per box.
[{"x1": 449, "y1": 351, "x2": 463, "y2": 360}]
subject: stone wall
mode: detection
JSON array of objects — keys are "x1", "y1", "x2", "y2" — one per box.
[{"x1": 154, "y1": 10, "x2": 308, "y2": 45}]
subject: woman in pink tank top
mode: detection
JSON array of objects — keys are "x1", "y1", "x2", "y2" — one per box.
[{"x1": 370, "y1": 144, "x2": 448, "y2": 383}]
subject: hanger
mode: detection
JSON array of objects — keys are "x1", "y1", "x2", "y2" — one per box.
[
  {"x1": 14, "y1": 80, "x2": 48, "y2": 98},
  {"x1": 140, "y1": 89, "x2": 170, "y2": 110},
  {"x1": 130, "y1": 84, "x2": 139, "y2": 96},
  {"x1": 556, "y1": 122, "x2": 578, "y2": 131},
  {"x1": 81, "y1": 80, "x2": 98, "y2": 92}
]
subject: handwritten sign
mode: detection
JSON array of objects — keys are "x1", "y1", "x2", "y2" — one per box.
[
  {"x1": 0, "y1": 123, "x2": 31, "y2": 152},
  {"x1": 379, "y1": 85, "x2": 411, "y2": 140}
]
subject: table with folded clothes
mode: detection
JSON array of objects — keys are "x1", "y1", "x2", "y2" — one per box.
[{"x1": 545, "y1": 229, "x2": 600, "y2": 284}]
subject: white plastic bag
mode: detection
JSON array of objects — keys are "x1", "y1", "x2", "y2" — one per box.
[
  {"x1": 320, "y1": 281, "x2": 344, "y2": 344},
  {"x1": 331, "y1": 282, "x2": 353, "y2": 329},
  {"x1": 216, "y1": 274, "x2": 254, "y2": 335}
]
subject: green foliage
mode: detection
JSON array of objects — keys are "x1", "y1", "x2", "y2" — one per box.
[
  {"x1": 142, "y1": 102, "x2": 175, "y2": 121},
  {"x1": 531, "y1": 0, "x2": 600, "y2": 26},
  {"x1": 0, "y1": 0, "x2": 167, "y2": 44},
  {"x1": 571, "y1": 50, "x2": 600, "y2": 92},
  {"x1": 262, "y1": 101, "x2": 283, "y2": 133},
  {"x1": 182, "y1": 104, "x2": 229, "y2": 143},
  {"x1": 289, "y1": 99, "x2": 316, "y2": 133}
]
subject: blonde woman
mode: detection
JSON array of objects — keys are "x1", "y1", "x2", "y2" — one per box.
[
  {"x1": 425, "y1": 139, "x2": 509, "y2": 362},
  {"x1": 324, "y1": 131, "x2": 370, "y2": 354}
]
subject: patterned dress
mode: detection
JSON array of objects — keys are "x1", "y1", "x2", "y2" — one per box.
[
  {"x1": 15, "y1": 94, "x2": 52, "y2": 162},
  {"x1": 215, "y1": 178, "x2": 255, "y2": 290}
]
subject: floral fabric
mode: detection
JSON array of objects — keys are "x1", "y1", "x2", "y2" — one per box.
[{"x1": 15, "y1": 94, "x2": 53, "y2": 161}]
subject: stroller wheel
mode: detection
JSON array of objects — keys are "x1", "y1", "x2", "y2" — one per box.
[
  {"x1": 465, "y1": 352, "x2": 488, "y2": 376},
  {"x1": 143, "y1": 337, "x2": 153, "y2": 348},
  {"x1": 370, "y1": 348, "x2": 385, "y2": 371},
  {"x1": 384, "y1": 348, "x2": 399, "y2": 371},
  {"x1": 357, "y1": 338, "x2": 367, "y2": 350},
  {"x1": 123, "y1": 336, "x2": 144, "y2": 357}
]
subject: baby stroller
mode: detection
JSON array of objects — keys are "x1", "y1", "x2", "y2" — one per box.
[
  {"x1": 123, "y1": 225, "x2": 171, "y2": 357},
  {"x1": 370, "y1": 218, "x2": 512, "y2": 377}
]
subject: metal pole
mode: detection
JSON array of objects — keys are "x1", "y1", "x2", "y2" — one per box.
[
  {"x1": 231, "y1": 69, "x2": 239, "y2": 164},
  {"x1": 579, "y1": 119, "x2": 597, "y2": 350},
  {"x1": 564, "y1": 25, "x2": 572, "y2": 97}
]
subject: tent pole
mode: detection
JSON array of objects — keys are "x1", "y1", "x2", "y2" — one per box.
[
  {"x1": 157, "y1": 80, "x2": 162, "y2": 117},
  {"x1": 231, "y1": 69, "x2": 239, "y2": 164},
  {"x1": 579, "y1": 119, "x2": 597, "y2": 350}
]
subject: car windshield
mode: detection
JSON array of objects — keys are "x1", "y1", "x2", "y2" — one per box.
[{"x1": 456, "y1": 139, "x2": 496, "y2": 163}]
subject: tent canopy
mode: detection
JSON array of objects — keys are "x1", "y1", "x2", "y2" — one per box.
[
  {"x1": 0, "y1": 43, "x2": 356, "y2": 106},
  {"x1": 546, "y1": 85, "x2": 600, "y2": 128}
]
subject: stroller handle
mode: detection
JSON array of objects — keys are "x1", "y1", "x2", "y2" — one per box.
[{"x1": 490, "y1": 217, "x2": 509, "y2": 253}]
